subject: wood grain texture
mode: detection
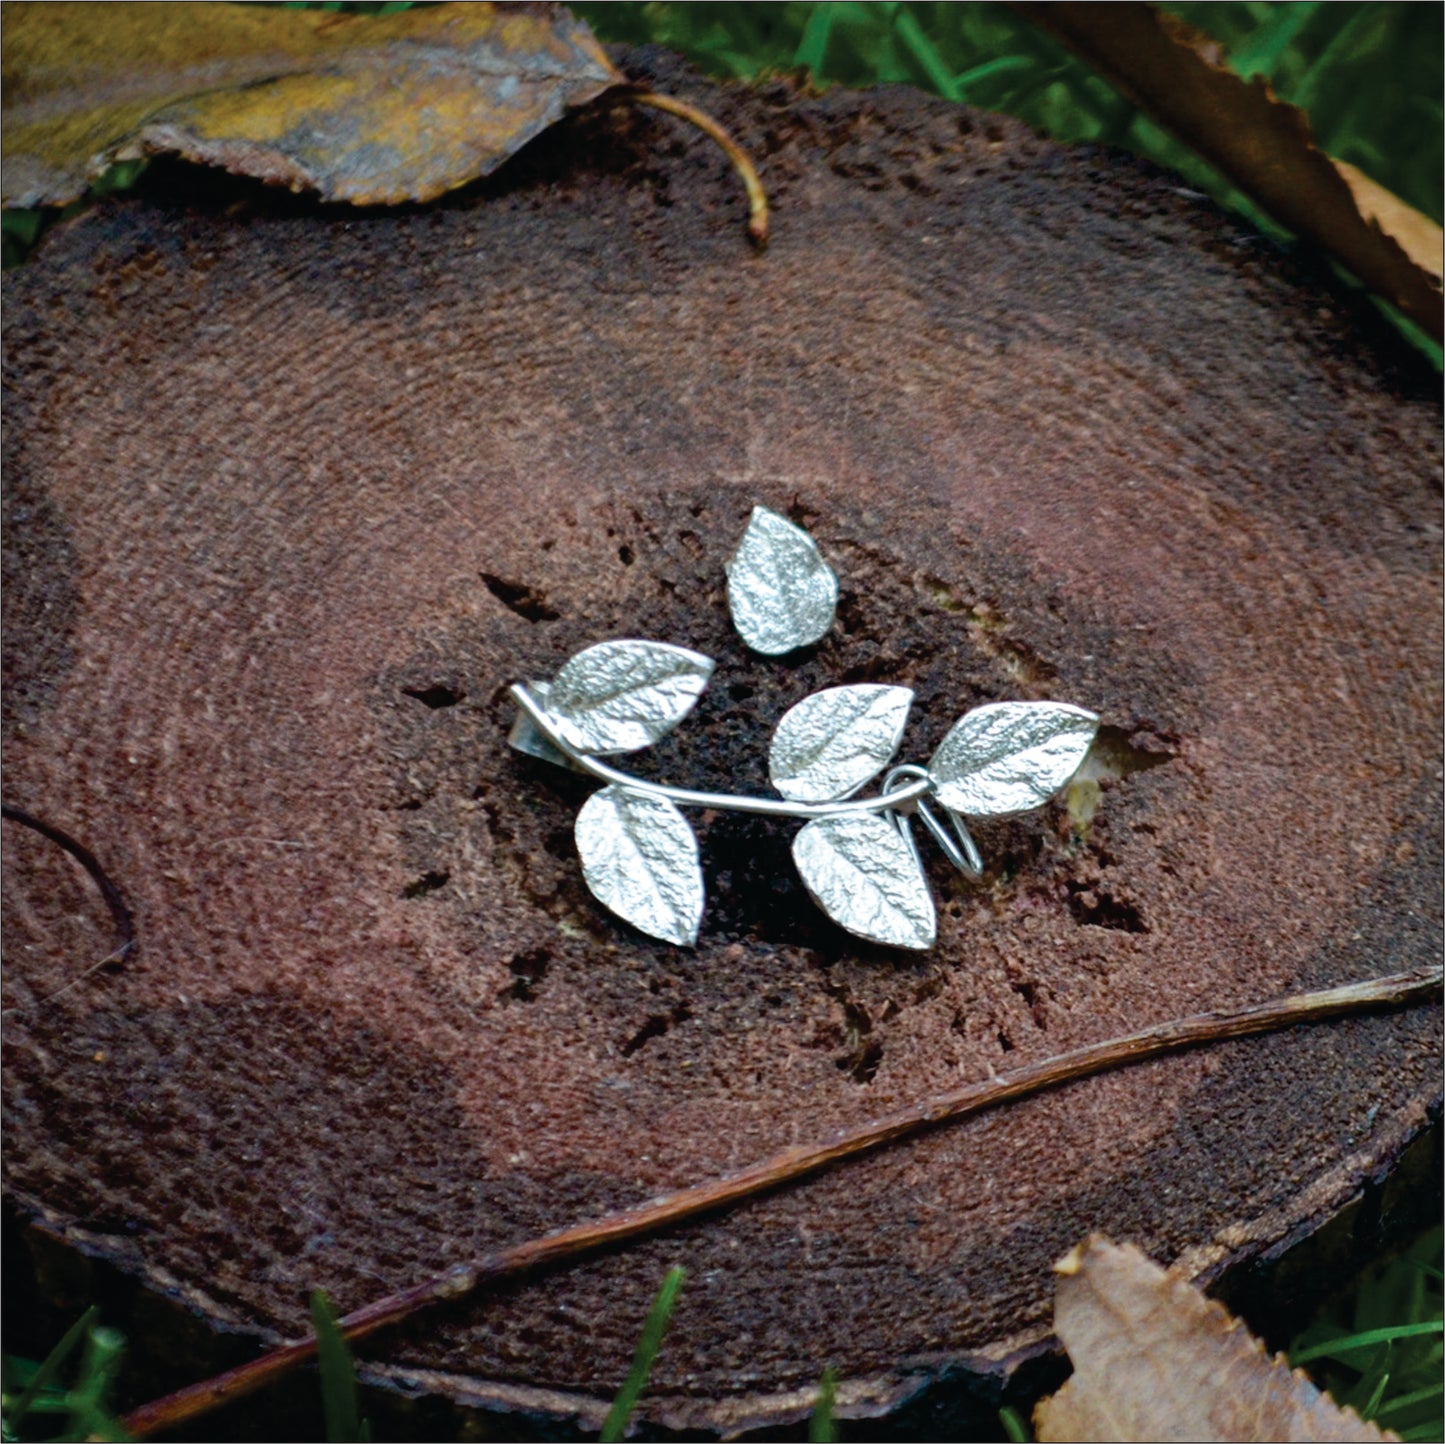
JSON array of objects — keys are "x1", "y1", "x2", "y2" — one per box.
[{"x1": 3, "y1": 50, "x2": 1440, "y2": 1436}]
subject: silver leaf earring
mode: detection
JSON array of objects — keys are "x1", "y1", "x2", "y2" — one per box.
[
  {"x1": 508, "y1": 506, "x2": 1099, "y2": 950},
  {"x1": 725, "y1": 505, "x2": 838, "y2": 654}
]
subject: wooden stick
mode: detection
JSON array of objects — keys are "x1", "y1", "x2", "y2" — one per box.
[{"x1": 120, "y1": 965, "x2": 1441, "y2": 1439}]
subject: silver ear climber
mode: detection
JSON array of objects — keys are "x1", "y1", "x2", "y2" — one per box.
[{"x1": 508, "y1": 506, "x2": 1099, "y2": 950}]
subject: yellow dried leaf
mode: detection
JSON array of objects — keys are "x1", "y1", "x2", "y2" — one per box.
[
  {"x1": 1015, "y1": 3, "x2": 1443, "y2": 342},
  {"x1": 1, "y1": 1, "x2": 621, "y2": 207},
  {"x1": 1334, "y1": 159, "x2": 1444, "y2": 285},
  {"x1": 1035, "y1": 1237, "x2": 1396, "y2": 1443}
]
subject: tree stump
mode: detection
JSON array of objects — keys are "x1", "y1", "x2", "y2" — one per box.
[{"x1": 4, "y1": 51, "x2": 1441, "y2": 1438}]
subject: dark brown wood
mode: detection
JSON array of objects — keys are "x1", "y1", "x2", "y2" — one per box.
[{"x1": 4, "y1": 48, "x2": 1441, "y2": 1437}]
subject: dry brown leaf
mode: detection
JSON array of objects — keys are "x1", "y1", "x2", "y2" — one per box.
[
  {"x1": 1, "y1": 1, "x2": 620, "y2": 207},
  {"x1": 1035, "y1": 1237, "x2": 1396, "y2": 1443},
  {"x1": 1335, "y1": 160, "x2": 1445, "y2": 285},
  {"x1": 1013, "y1": 2, "x2": 1443, "y2": 342}
]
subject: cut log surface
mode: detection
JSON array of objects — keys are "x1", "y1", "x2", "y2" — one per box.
[{"x1": 3, "y1": 51, "x2": 1441, "y2": 1436}]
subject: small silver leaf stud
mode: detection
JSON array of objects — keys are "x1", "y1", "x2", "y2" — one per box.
[
  {"x1": 792, "y1": 813, "x2": 936, "y2": 950},
  {"x1": 725, "y1": 506, "x2": 838, "y2": 654},
  {"x1": 575, "y1": 786, "x2": 705, "y2": 946}
]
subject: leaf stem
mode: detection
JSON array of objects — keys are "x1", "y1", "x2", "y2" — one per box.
[
  {"x1": 629, "y1": 90, "x2": 769, "y2": 249},
  {"x1": 119, "y1": 965, "x2": 1441, "y2": 1440},
  {"x1": 1, "y1": 801, "x2": 136, "y2": 1014},
  {"x1": 510, "y1": 684, "x2": 932, "y2": 819}
]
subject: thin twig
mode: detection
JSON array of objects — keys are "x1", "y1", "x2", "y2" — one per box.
[
  {"x1": 629, "y1": 90, "x2": 769, "y2": 249},
  {"x1": 1, "y1": 801, "x2": 135, "y2": 1013},
  {"x1": 120, "y1": 965, "x2": 1441, "y2": 1440}
]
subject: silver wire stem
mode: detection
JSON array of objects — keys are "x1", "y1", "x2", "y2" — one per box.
[
  {"x1": 510, "y1": 684, "x2": 933, "y2": 821},
  {"x1": 884, "y1": 766, "x2": 985, "y2": 878}
]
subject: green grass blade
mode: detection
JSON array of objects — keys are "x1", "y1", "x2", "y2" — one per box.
[
  {"x1": 3, "y1": 1306, "x2": 100, "y2": 1436},
  {"x1": 65, "y1": 1326, "x2": 126, "y2": 1443},
  {"x1": 1291, "y1": 1320, "x2": 1444, "y2": 1366},
  {"x1": 1358, "y1": 1367, "x2": 1392, "y2": 1419},
  {"x1": 892, "y1": 8, "x2": 961, "y2": 100},
  {"x1": 1228, "y1": 1, "x2": 1322, "y2": 77},
  {"x1": 999, "y1": 1403, "x2": 1032, "y2": 1441},
  {"x1": 89, "y1": 159, "x2": 149, "y2": 198},
  {"x1": 1368, "y1": 298, "x2": 1443, "y2": 372},
  {"x1": 793, "y1": 4, "x2": 838, "y2": 76},
  {"x1": 1398, "y1": 1424, "x2": 1445, "y2": 1443},
  {"x1": 1, "y1": 209, "x2": 45, "y2": 269},
  {"x1": 1291, "y1": 4, "x2": 1384, "y2": 114},
  {"x1": 808, "y1": 1366, "x2": 838, "y2": 1442},
  {"x1": 955, "y1": 53, "x2": 1035, "y2": 93},
  {"x1": 8, "y1": 1395, "x2": 75, "y2": 1416},
  {"x1": 310, "y1": 1290, "x2": 371, "y2": 1443},
  {"x1": 599, "y1": 1267, "x2": 685, "y2": 1444},
  {"x1": 1377, "y1": 1382, "x2": 1445, "y2": 1420}
]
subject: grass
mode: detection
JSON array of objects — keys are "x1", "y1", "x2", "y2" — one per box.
[
  {"x1": 0, "y1": 1266, "x2": 866, "y2": 1443},
  {"x1": 311, "y1": 1290, "x2": 372, "y2": 1444},
  {"x1": 5, "y1": 1238, "x2": 1439, "y2": 1440},
  {"x1": 998, "y1": 1404, "x2": 1031, "y2": 1441},
  {"x1": 1288, "y1": 1227, "x2": 1444, "y2": 1443},
  {"x1": 1, "y1": 1308, "x2": 130, "y2": 1444},
  {"x1": 808, "y1": 1366, "x2": 838, "y2": 1443},
  {"x1": 598, "y1": 1266, "x2": 686, "y2": 1443}
]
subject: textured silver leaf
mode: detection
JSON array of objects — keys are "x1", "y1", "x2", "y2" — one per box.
[
  {"x1": 547, "y1": 640, "x2": 715, "y2": 754},
  {"x1": 725, "y1": 506, "x2": 839, "y2": 655},
  {"x1": 575, "y1": 786, "x2": 704, "y2": 946},
  {"x1": 769, "y1": 684, "x2": 914, "y2": 802},
  {"x1": 507, "y1": 681, "x2": 579, "y2": 769},
  {"x1": 792, "y1": 813, "x2": 936, "y2": 950},
  {"x1": 929, "y1": 702, "x2": 1099, "y2": 817}
]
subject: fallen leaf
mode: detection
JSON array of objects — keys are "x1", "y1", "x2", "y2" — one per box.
[
  {"x1": 1, "y1": 1, "x2": 621, "y2": 207},
  {"x1": 1013, "y1": 3, "x2": 1443, "y2": 341},
  {"x1": 1335, "y1": 159, "x2": 1444, "y2": 285},
  {"x1": 1035, "y1": 1236, "x2": 1396, "y2": 1442}
]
